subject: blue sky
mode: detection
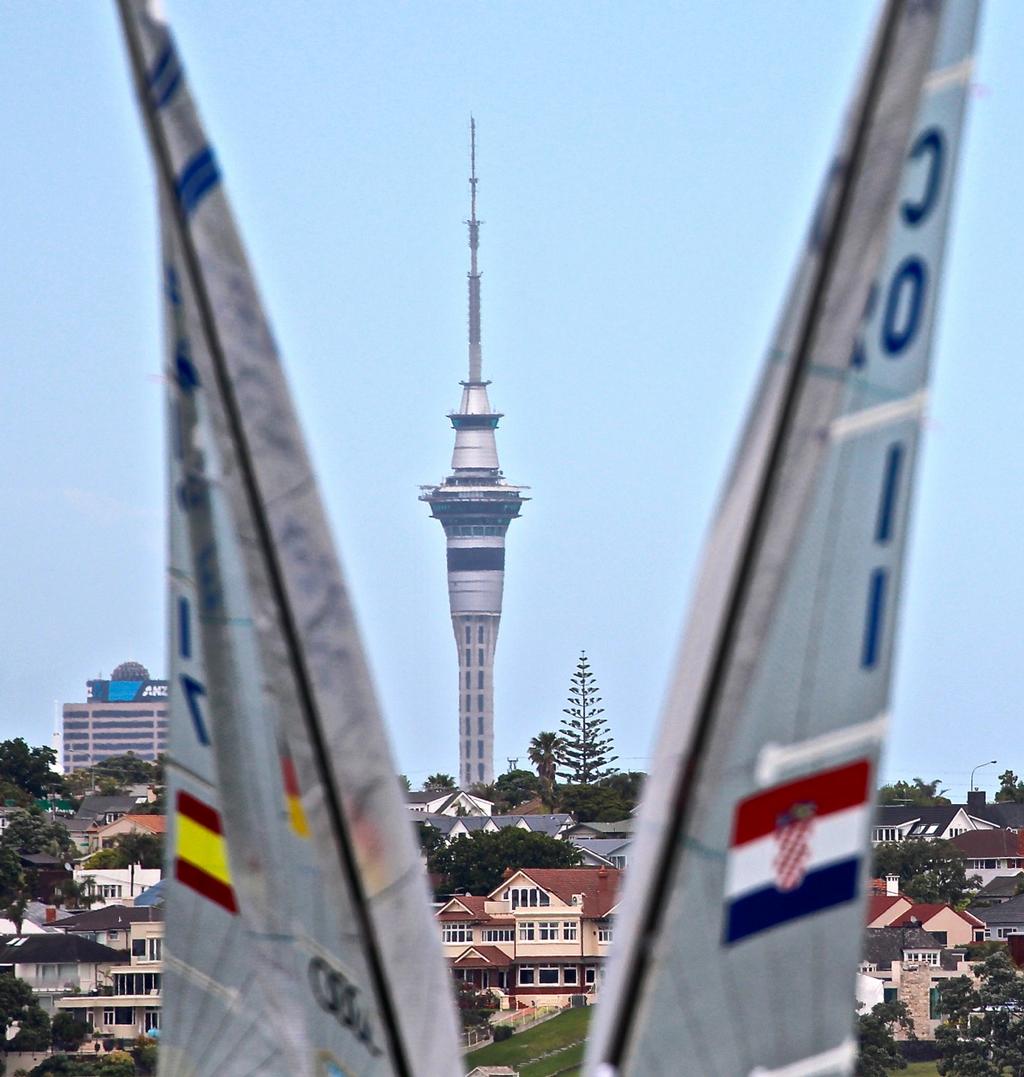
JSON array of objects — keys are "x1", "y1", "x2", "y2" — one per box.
[{"x1": 2, "y1": 3, "x2": 1020, "y2": 799}]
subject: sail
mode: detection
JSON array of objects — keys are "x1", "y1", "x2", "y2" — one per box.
[
  {"x1": 587, "y1": 3, "x2": 979, "y2": 1075},
  {"x1": 116, "y1": 3, "x2": 462, "y2": 1075}
]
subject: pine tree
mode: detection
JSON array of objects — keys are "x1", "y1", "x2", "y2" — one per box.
[{"x1": 556, "y1": 652, "x2": 617, "y2": 784}]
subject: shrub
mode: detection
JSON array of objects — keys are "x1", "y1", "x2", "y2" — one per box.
[{"x1": 492, "y1": 1025, "x2": 513, "y2": 1042}]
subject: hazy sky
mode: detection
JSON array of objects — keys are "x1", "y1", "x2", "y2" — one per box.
[{"x1": 3, "y1": 3, "x2": 1021, "y2": 799}]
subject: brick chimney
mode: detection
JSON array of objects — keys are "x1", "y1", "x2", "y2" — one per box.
[
  {"x1": 967, "y1": 789, "x2": 987, "y2": 809},
  {"x1": 45, "y1": 906, "x2": 56, "y2": 923}
]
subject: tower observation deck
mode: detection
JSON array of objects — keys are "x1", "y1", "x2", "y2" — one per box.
[{"x1": 420, "y1": 121, "x2": 527, "y2": 786}]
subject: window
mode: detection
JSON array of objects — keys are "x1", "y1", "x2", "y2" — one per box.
[
  {"x1": 873, "y1": 828, "x2": 899, "y2": 842},
  {"x1": 105, "y1": 1007, "x2": 134, "y2": 1025},
  {"x1": 148, "y1": 937, "x2": 162, "y2": 962},
  {"x1": 132, "y1": 939, "x2": 146, "y2": 957},
  {"x1": 930, "y1": 931, "x2": 947, "y2": 946},
  {"x1": 598, "y1": 925, "x2": 613, "y2": 943},
  {"x1": 477, "y1": 763, "x2": 484, "y2": 781},
  {"x1": 519, "y1": 922, "x2": 535, "y2": 941},
  {"x1": 584, "y1": 968, "x2": 596, "y2": 985},
  {"x1": 465, "y1": 649, "x2": 471, "y2": 667},
  {"x1": 442, "y1": 924, "x2": 473, "y2": 944},
  {"x1": 465, "y1": 672, "x2": 471, "y2": 688},
  {"x1": 465, "y1": 694, "x2": 471, "y2": 712},
  {"x1": 563, "y1": 967, "x2": 578, "y2": 985},
  {"x1": 538, "y1": 967, "x2": 559, "y2": 985},
  {"x1": 482, "y1": 929, "x2": 513, "y2": 942},
  {"x1": 562, "y1": 922, "x2": 577, "y2": 941},
  {"x1": 477, "y1": 716, "x2": 483, "y2": 735},
  {"x1": 883, "y1": 987, "x2": 898, "y2": 1005},
  {"x1": 478, "y1": 648, "x2": 484, "y2": 666},
  {"x1": 903, "y1": 951, "x2": 939, "y2": 966},
  {"x1": 477, "y1": 672, "x2": 484, "y2": 689},
  {"x1": 465, "y1": 625, "x2": 471, "y2": 643},
  {"x1": 518, "y1": 967, "x2": 535, "y2": 985},
  {"x1": 145, "y1": 1008, "x2": 161, "y2": 1032},
  {"x1": 478, "y1": 740, "x2": 484, "y2": 759},
  {"x1": 103, "y1": 1009, "x2": 115, "y2": 1025},
  {"x1": 99, "y1": 884, "x2": 122, "y2": 898},
  {"x1": 538, "y1": 922, "x2": 559, "y2": 941},
  {"x1": 508, "y1": 888, "x2": 550, "y2": 909}
]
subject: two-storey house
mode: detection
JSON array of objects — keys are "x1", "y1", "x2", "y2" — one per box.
[
  {"x1": 0, "y1": 933, "x2": 122, "y2": 1015},
  {"x1": 437, "y1": 867, "x2": 621, "y2": 1008},
  {"x1": 56, "y1": 915, "x2": 163, "y2": 1038}
]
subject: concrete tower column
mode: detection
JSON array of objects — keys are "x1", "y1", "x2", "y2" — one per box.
[{"x1": 420, "y1": 121, "x2": 527, "y2": 786}]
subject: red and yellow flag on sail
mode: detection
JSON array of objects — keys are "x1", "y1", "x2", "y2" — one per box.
[
  {"x1": 174, "y1": 790, "x2": 238, "y2": 915},
  {"x1": 280, "y1": 752, "x2": 310, "y2": 839}
]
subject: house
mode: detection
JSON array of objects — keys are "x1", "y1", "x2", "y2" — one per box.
[
  {"x1": 971, "y1": 875, "x2": 1022, "y2": 906},
  {"x1": 871, "y1": 804, "x2": 996, "y2": 845},
  {"x1": 437, "y1": 867, "x2": 621, "y2": 1007},
  {"x1": 406, "y1": 789, "x2": 494, "y2": 817},
  {"x1": 87, "y1": 813, "x2": 166, "y2": 853},
  {"x1": 865, "y1": 893, "x2": 913, "y2": 928},
  {"x1": 968, "y1": 892, "x2": 1024, "y2": 940},
  {"x1": 55, "y1": 904, "x2": 163, "y2": 953},
  {"x1": 0, "y1": 933, "x2": 122, "y2": 1015},
  {"x1": 415, "y1": 812, "x2": 574, "y2": 844},
  {"x1": 565, "y1": 819, "x2": 634, "y2": 841},
  {"x1": 57, "y1": 916, "x2": 163, "y2": 1038},
  {"x1": 17, "y1": 852, "x2": 71, "y2": 903},
  {"x1": 887, "y1": 904, "x2": 986, "y2": 947},
  {"x1": 860, "y1": 926, "x2": 974, "y2": 1038},
  {"x1": 67, "y1": 794, "x2": 150, "y2": 853},
  {"x1": 568, "y1": 837, "x2": 631, "y2": 870},
  {"x1": 950, "y1": 829, "x2": 1024, "y2": 887},
  {"x1": 74, "y1": 865, "x2": 163, "y2": 906}
]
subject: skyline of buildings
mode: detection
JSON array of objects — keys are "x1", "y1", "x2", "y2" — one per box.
[{"x1": 420, "y1": 122, "x2": 527, "y2": 786}]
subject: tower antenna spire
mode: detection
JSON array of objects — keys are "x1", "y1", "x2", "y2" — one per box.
[{"x1": 467, "y1": 116, "x2": 482, "y2": 383}]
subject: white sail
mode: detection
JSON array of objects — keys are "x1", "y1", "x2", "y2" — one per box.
[
  {"x1": 116, "y1": 3, "x2": 462, "y2": 1075},
  {"x1": 587, "y1": 3, "x2": 979, "y2": 1075}
]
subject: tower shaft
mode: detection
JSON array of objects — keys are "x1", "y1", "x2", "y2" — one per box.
[{"x1": 420, "y1": 122, "x2": 527, "y2": 787}]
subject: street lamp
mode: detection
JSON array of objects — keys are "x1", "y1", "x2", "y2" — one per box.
[{"x1": 970, "y1": 759, "x2": 998, "y2": 792}]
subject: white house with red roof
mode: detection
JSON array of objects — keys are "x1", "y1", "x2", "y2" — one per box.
[{"x1": 436, "y1": 867, "x2": 621, "y2": 1008}]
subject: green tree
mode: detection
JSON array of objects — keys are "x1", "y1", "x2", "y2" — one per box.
[
  {"x1": 9, "y1": 1003, "x2": 51, "y2": 1051},
  {"x1": 492, "y1": 770, "x2": 541, "y2": 812},
  {"x1": 873, "y1": 839, "x2": 980, "y2": 905},
  {"x1": 416, "y1": 822, "x2": 447, "y2": 861},
  {"x1": 995, "y1": 769, "x2": 1024, "y2": 804},
  {"x1": 598, "y1": 771, "x2": 646, "y2": 813},
  {"x1": 398, "y1": 774, "x2": 412, "y2": 792},
  {"x1": 557, "y1": 783, "x2": 630, "y2": 822},
  {"x1": 0, "y1": 739, "x2": 64, "y2": 799},
  {"x1": 556, "y1": 652, "x2": 617, "y2": 785},
  {"x1": 50, "y1": 1011, "x2": 89, "y2": 1052},
  {"x1": 433, "y1": 828, "x2": 582, "y2": 895},
  {"x1": 0, "y1": 975, "x2": 49, "y2": 1046},
  {"x1": 878, "y1": 778, "x2": 951, "y2": 806},
  {"x1": 936, "y1": 950, "x2": 1024, "y2": 1074},
  {"x1": 423, "y1": 773, "x2": 457, "y2": 791},
  {"x1": 0, "y1": 807, "x2": 75, "y2": 859},
  {"x1": 856, "y1": 999, "x2": 914, "y2": 1076}
]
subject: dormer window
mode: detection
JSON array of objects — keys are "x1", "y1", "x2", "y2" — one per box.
[{"x1": 507, "y1": 887, "x2": 550, "y2": 909}]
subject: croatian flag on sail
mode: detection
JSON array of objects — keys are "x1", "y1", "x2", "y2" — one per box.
[{"x1": 723, "y1": 759, "x2": 871, "y2": 944}]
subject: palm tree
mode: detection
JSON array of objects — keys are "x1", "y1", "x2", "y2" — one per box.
[
  {"x1": 423, "y1": 773, "x2": 457, "y2": 791},
  {"x1": 529, "y1": 732, "x2": 563, "y2": 808}
]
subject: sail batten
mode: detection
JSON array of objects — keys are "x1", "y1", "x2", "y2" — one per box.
[{"x1": 117, "y1": 3, "x2": 461, "y2": 1074}]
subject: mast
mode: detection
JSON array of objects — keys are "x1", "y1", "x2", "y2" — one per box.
[{"x1": 468, "y1": 117, "x2": 482, "y2": 383}]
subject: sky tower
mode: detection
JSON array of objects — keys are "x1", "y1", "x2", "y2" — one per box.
[{"x1": 420, "y1": 121, "x2": 527, "y2": 787}]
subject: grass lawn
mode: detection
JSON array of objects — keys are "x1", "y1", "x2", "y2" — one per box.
[
  {"x1": 898, "y1": 1064, "x2": 940, "y2": 1076},
  {"x1": 464, "y1": 1007, "x2": 591, "y2": 1075}
]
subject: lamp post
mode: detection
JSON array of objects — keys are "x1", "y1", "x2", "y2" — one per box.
[{"x1": 970, "y1": 759, "x2": 998, "y2": 792}]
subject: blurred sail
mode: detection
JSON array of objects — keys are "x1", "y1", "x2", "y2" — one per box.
[
  {"x1": 587, "y1": 2, "x2": 979, "y2": 1075},
  {"x1": 116, "y1": 3, "x2": 462, "y2": 1075}
]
